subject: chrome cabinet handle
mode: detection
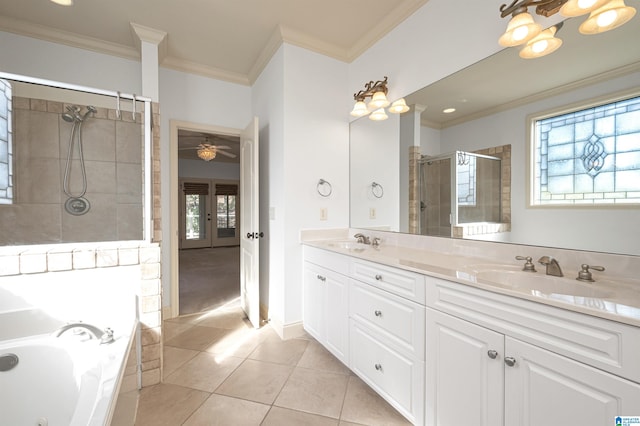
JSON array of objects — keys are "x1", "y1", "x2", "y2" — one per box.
[
  {"x1": 504, "y1": 357, "x2": 516, "y2": 367},
  {"x1": 374, "y1": 310, "x2": 382, "y2": 317},
  {"x1": 487, "y1": 350, "x2": 498, "y2": 359},
  {"x1": 316, "y1": 275, "x2": 326, "y2": 282},
  {"x1": 375, "y1": 274, "x2": 382, "y2": 281},
  {"x1": 374, "y1": 363, "x2": 382, "y2": 371}
]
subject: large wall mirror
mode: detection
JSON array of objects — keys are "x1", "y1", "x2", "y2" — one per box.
[{"x1": 350, "y1": 14, "x2": 640, "y2": 256}]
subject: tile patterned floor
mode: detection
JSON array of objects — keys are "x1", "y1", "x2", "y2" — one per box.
[{"x1": 134, "y1": 300, "x2": 412, "y2": 425}]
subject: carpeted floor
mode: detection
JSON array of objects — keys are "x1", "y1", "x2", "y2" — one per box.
[{"x1": 179, "y1": 246, "x2": 240, "y2": 316}]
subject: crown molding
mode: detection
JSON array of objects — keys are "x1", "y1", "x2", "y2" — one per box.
[
  {"x1": 161, "y1": 56, "x2": 251, "y2": 86},
  {"x1": 0, "y1": 15, "x2": 140, "y2": 61},
  {"x1": 130, "y1": 22, "x2": 168, "y2": 63},
  {"x1": 347, "y1": 0, "x2": 430, "y2": 61}
]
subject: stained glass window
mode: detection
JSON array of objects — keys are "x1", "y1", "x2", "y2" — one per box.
[{"x1": 532, "y1": 95, "x2": 640, "y2": 205}]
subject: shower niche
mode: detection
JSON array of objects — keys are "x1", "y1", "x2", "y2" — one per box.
[
  {"x1": 418, "y1": 146, "x2": 511, "y2": 240},
  {"x1": 0, "y1": 75, "x2": 152, "y2": 245}
]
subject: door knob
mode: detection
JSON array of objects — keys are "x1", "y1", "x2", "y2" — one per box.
[
  {"x1": 487, "y1": 350, "x2": 498, "y2": 359},
  {"x1": 246, "y1": 232, "x2": 254, "y2": 239},
  {"x1": 504, "y1": 357, "x2": 516, "y2": 367}
]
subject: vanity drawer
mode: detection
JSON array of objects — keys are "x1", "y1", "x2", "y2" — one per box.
[
  {"x1": 303, "y1": 245, "x2": 349, "y2": 276},
  {"x1": 349, "y1": 319, "x2": 424, "y2": 424},
  {"x1": 350, "y1": 258, "x2": 425, "y2": 304},
  {"x1": 350, "y1": 279, "x2": 425, "y2": 359}
]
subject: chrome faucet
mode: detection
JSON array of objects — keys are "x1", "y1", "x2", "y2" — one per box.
[
  {"x1": 354, "y1": 233, "x2": 370, "y2": 244},
  {"x1": 538, "y1": 256, "x2": 563, "y2": 277},
  {"x1": 52, "y1": 322, "x2": 115, "y2": 344}
]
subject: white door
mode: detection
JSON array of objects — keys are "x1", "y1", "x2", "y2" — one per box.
[
  {"x1": 505, "y1": 337, "x2": 640, "y2": 426},
  {"x1": 240, "y1": 117, "x2": 260, "y2": 328},
  {"x1": 426, "y1": 308, "x2": 505, "y2": 426}
]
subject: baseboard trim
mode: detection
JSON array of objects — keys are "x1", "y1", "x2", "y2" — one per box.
[
  {"x1": 162, "y1": 306, "x2": 173, "y2": 320},
  {"x1": 268, "y1": 318, "x2": 305, "y2": 340}
]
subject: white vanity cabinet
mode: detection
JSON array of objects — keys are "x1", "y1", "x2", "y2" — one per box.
[
  {"x1": 426, "y1": 277, "x2": 640, "y2": 426},
  {"x1": 302, "y1": 246, "x2": 349, "y2": 364}
]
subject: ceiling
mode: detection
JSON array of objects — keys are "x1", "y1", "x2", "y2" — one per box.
[{"x1": 0, "y1": 0, "x2": 428, "y2": 85}]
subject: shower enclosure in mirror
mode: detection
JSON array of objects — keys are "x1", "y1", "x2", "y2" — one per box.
[
  {"x1": 0, "y1": 72, "x2": 152, "y2": 246},
  {"x1": 419, "y1": 150, "x2": 508, "y2": 240}
]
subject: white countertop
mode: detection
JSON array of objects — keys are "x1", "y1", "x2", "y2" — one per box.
[{"x1": 303, "y1": 239, "x2": 640, "y2": 327}]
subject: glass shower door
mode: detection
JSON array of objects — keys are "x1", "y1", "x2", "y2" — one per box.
[{"x1": 419, "y1": 156, "x2": 453, "y2": 237}]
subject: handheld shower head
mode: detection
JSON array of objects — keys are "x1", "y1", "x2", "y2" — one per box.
[{"x1": 61, "y1": 113, "x2": 75, "y2": 123}]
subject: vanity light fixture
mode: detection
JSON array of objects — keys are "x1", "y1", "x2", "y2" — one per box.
[
  {"x1": 350, "y1": 76, "x2": 410, "y2": 120},
  {"x1": 197, "y1": 146, "x2": 216, "y2": 161},
  {"x1": 498, "y1": 0, "x2": 636, "y2": 58}
]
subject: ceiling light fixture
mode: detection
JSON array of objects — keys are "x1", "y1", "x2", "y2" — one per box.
[
  {"x1": 443, "y1": 108, "x2": 456, "y2": 114},
  {"x1": 197, "y1": 146, "x2": 217, "y2": 161},
  {"x1": 498, "y1": 0, "x2": 636, "y2": 58},
  {"x1": 50, "y1": 0, "x2": 74, "y2": 5},
  {"x1": 350, "y1": 76, "x2": 410, "y2": 120}
]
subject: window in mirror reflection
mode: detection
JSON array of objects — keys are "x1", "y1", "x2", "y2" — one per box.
[
  {"x1": 0, "y1": 79, "x2": 12, "y2": 205},
  {"x1": 532, "y1": 94, "x2": 640, "y2": 206}
]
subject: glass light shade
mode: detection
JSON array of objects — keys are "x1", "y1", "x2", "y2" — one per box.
[
  {"x1": 350, "y1": 100, "x2": 370, "y2": 117},
  {"x1": 579, "y1": 0, "x2": 636, "y2": 34},
  {"x1": 519, "y1": 26, "x2": 563, "y2": 59},
  {"x1": 197, "y1": 147, "x2": 216, "y2": 161},
  {"x1": 368, "y1": 91, "x2": 390, "y2": 109},
  {"x1": 560, "y1": 0, "x2": 609, "y2": 16},
  {"x1": 498, "y1": 12, "x2": 542, "y2": 47},
  {"x1": 50, "y1": 0, "x2": 74, "y2": 5},
  {"x1": 369, "y1": 108, "x2": 388, "y2": 121},
  {"x1": 388, "y1": 98, "x2": 410, "y2": 114}
]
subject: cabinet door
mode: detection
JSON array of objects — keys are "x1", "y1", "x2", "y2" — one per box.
[
  {"x1": 303, "y1": 262, "x2": 326, "y2": 342},
  {"x1": 325, "y1": 270, "x2": 349, "y2": 364},
  {"x1": 505, "y1": 337, "x2": 640, "y2": 426},
  {"x1": 426, "y1": 308, "x2": 505, "y2": 426}
]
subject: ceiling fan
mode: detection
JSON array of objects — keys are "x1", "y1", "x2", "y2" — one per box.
[{"x1": 178, "y1": 136, "x2": 237, "y2": 161}]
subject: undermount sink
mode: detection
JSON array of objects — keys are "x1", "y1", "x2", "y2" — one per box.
[
  {"x1": 467, "y1": 267, "x2": 614, "y2": 298},
  {"x1": 326, "y1": 241, "x2": 368, "y2": 252}
]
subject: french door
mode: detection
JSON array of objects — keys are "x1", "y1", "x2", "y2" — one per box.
[{"x1": 180, "y1": 178, "x2": 240, "y2": 248}]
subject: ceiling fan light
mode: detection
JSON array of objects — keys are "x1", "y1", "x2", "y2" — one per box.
[
  {"x1": 388, "y1": 98, "x2": 410, "y2": 114},
  {"x1": 519, "y1": 26, "x2": 563, "y2": 59},
  {"x1": 499, "y1": 12, "x2": 542, "y2": 47},
  {"x1": 368, "y1": 91, "x2": 390, "y2": 109},
  {"x1": 350, "y1": 100, "x2": 371, "y2": 117},
  {"x1": 579, "y1": 0, "x2": 636, "y2": 34},
  {"x1": 369, "y1": 108, "x2": 388, "y2": 121},
  {"x1": 560, "y1": 0, "x2": 609, "y2": 16},
  {"x1": 197, "y1": 147, "x2": 216, "y2": 161}
]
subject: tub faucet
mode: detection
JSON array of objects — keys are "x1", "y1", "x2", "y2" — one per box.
[
  {"x1": 354, "y1": 233, "x2": 370, "y2": 244},
  {"x1": 52, "y1": 322, "x2": 115, "y2": 344},
  {"x1": 538, "y1": 256, "x2": 563, "y2": 277}
]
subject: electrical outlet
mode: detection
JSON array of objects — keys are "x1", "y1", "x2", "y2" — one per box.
[
  {"x1": 369, "y1": 208, "x2": 376, "y2": 219},
  {"x1": 320, "y1": 208, "x2": 328, "y2": 220}
]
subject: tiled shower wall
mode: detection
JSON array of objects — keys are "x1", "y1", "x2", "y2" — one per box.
[{"x1": 0, "y1": 97, "x2": 143, "y2": 245}]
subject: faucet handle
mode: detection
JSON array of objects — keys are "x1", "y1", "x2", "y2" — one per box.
[
  {"x1": 576, "y1": 264, "x2": 605, "y2": 282},
  {"x1": 515, "y1": 256, "x2": 536, "y2": 272}
]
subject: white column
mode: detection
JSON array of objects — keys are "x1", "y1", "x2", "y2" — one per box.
[{"x1": 130, "y1": 22, "x2": 167, "y2": 102}]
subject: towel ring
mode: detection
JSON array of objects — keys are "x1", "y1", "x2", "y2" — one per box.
[
  {"x1": 317, "y1": 179, "x2": 332, "y2": 197},
  {"x1": 371, "y1": 182, "x2": 384, "y2": 198}
]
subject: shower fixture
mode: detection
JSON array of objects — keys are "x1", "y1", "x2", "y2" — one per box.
[{"x1": 61, "y1": 105, "x2": 97, "y2": 215}]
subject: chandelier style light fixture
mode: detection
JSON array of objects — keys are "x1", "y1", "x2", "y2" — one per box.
[
  {"x1": 350, "y1": 76, "x2": 411, "y2": 121},
  {"x1": 197, "y1": 145, "x2": 217, "y2": 161},
  {"x1": 499, "y1": 0, "x2": 636, "y2": 59}
]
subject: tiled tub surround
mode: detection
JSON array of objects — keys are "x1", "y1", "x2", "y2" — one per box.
[
  {"x1": 302, "y1": 229, "x2": 640, "y2": 326},
  {"x1": 0, "y1": 242, "x2": 163, "y2": 390},
  {"x1": 0, "y1": 96, "x2": 144, "y2": 245}
]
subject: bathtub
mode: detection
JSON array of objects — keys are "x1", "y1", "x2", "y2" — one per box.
[{"x1": 0, "y1": 308, "x2": 137, "y2": 426}]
